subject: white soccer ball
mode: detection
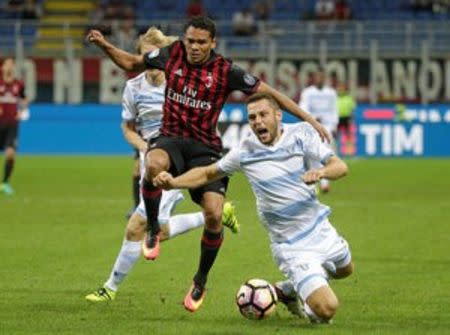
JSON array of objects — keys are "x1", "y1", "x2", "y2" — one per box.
[{"x1": 236, "y1": 278, "x2": 278, "y2": 320}]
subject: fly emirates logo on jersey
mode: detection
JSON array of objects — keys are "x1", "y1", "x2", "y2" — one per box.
[{"x1": 167, "y1": 85, "x2": 212, "y2": 110}]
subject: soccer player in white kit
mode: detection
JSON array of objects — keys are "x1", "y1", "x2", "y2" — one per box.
[
  {"x1": 85, "y1": 27, "x2": 239, "y2": 302},
  {"x1": 154, "y1": 92, "x2": 354, "y2": 323},
  {"x1": 299, "y1": 67, "x2": 338, "y2": 193}
]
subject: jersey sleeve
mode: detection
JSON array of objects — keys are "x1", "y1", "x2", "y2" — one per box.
[
  {"x1": 217, "y1": 148, "x2": 241, "y2": 175},
  {"x1": 298, "y1": 89, "x2": 310, "y2": 113},
  {"x1": 227, "y1": 64, "x2": 260, "y2": 94},
  {"x1": 121, "y1": 83, "x2": 137, "y2": 121},
  {"x1": 301, "y1": 124, "x2": 334, "y2": 165},
  {"x1": 143, "y1": 42, "x2": 174, "y2": 70}
]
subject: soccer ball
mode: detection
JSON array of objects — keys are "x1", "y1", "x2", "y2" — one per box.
[{"x1": 236, "y1": 278, "x2": 278, "y2": 320}]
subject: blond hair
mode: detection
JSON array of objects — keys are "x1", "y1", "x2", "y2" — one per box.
[{"x1": 135, "y1": 27, "x2": 178, "y2": 54}]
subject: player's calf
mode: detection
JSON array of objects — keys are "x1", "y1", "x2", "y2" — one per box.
[
  {"x1": 334, "y1": 262, "x2": 354, "y2": 279},
  {"x1": 125, "y1": 213, "x2": 146, "y2": 241}
]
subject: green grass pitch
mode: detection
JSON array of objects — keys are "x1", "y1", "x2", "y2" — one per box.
[{"x1": 1, "y1": 156, "x2": 449, "y2": 335}]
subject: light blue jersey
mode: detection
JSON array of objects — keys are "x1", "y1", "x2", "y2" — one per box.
[
  {"x1": 218, "y1": 123, "x2": 334, "y2": 243},
  {"x1": 121, "y1": 72, "x2": 165, "y2": 141},
  {"x1": 299, "y1": 85, "x2": 338, "y2": 134}
]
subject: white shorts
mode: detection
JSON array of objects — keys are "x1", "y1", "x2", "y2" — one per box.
[
  {"x1": 271, "y1": 219, "x2": 351, "y2": 301},
  {"x1": 134, "y1": 150, "x2": 185, "y2": 223}
]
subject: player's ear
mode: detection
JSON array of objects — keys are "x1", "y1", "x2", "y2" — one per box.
[
  {"x1": 275, "y1": 109, "x2": 282, "y2": 121},
  {"x1": 211, "y1": 37, "x2": 216, "y2": 49}
]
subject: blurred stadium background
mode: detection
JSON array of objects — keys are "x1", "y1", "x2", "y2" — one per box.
[
  {"x1": 1, "y1": 1, "x2": 450, "y2": 334},
  {"x1": 1, "y1": 0, "x2": 450, "y2": 156}
]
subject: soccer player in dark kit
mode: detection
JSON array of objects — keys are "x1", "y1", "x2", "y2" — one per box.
[
  {"x1": 0, "y1": 58, "x2": 29, "y2": 195},
  {"x1": 87, "y1": 16, "x2": 330, "y2": 313}
]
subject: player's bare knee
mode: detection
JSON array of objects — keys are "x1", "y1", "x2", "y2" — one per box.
[
  {"x1": 311, "y1": 296, "x2": 339, "y2": 320},
  {"x1": 147, "y1": 161, "x2": 167, "y2": 178},
  {"x1": 146, "y1": 150, "x2": 170, "y2": 178},
  {"x1": 203, "y1": 208, "x2": 222, "y2": 229}
]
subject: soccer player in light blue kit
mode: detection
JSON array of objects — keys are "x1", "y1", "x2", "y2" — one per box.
[
  {"x1": 85, "y1": 27, "x2": 238, "y2": 302},
  {"x1": 299, "y1": 67, "x2": 339, "y2": 193},
  {"x1": 154, "y1": 92, "x2": 354, "y2": 323}
]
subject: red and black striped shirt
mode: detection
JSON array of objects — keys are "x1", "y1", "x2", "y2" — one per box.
[
  {"x1": 0, "y1": 78, "x2": 25, "y2": 126},
  {"x1": 144, "y1": 41, "x2": 260, "y2": 151}
]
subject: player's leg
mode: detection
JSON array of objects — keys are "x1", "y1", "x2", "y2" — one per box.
[
  {"x1": 274, "y1": 280, "x2": 307, "y2": 318},
  {"x1": 158, "y1": 188, "x2": 239, "y2": 238},
  {"x1": 1, "y1": 145, "x2": 17, "y2": 195},
  {"x1": 157, "y1": 189, "x2": 205, "y2": 240},
  {"x1": 141, "y1": 147, "x2": 171, "y2": 260},
  {"x1": 303, "y1": 220, "x2": 353, "y2": 322},
  {"x1": 1, "y1": 125, "x2": 18, "y2": 195},
  {"x1": 126, "y1": 151, "x2": 140, "y2": 218},
  {"x1": 304, "y1": 285, "x2": 339, "y2": 322},
  {"x1": 322, "y1": 222, "x2": 354, "y2": 280},
  {"x1": 141, "y1": 136, "x2": 186, "y2": 260},
  {"x1": 85, "y1": 212, "x2": 146, "y2": 302},
  {"x1": 184, "y1": 191, "x2": 226, "y2": 312}
]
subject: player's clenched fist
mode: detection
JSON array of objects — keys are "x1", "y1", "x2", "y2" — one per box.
[
  {"x1": 86, "y1": 29, "x2": 106, "y2": 45},
  {"x1": 302, "y1": 169, "x2": 324, "y2": 185},
  {"x1": 153, "y1": 171, "x2": 175, "y2": 189}
]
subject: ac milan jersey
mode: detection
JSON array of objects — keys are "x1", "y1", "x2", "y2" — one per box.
[
  {"x1": 144, "y1": 41, "x2": 260, "y2": 151},
  {"x1": 0, "y1": 78, "x2": 25, "y2": 126}
]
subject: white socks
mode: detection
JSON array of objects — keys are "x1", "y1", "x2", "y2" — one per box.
[
  {"x1": 103, "y1": 212, "x2": 204, "y2": 292},
  {"x1": 167, "y1": 212, "x2": 204, "y2": 238},
  {"x1": 104, "y1": 240, "x2": 141, "y2": 292}
]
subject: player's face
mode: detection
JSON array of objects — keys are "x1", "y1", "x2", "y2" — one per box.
[
  {"x1": 247, "y1": 99, "x2": 282, "y2": 145},
  {"x1": 315, "y1": 71, "x2": 325, "y2": 87},
  {"x1": 1, "y1": 59, "x2": 15, "y2": 78},
  {"x1": 183, "y1": 27, "x2": 216, "y2": 65}
]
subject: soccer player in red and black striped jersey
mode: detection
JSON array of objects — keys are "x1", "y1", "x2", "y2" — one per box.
[
  {"x1": 87, "y1": 16, "x2": 330, "y2": 313},
  {"x1": 0, "y1": 58, "x2": 29, "y2": 195}
]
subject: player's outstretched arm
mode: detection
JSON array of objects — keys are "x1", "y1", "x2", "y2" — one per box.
[
  {"x1": 257, "y1": 82, "x2": 331, "y2": 143},
  {"x1": 153, "y1": 164, "x2": 226, "y2": 190},
  {"x1": 86, "y1": 29, "x2": 146, "y2": 72},
  {"x1": 302, "y1": 156, "x2": 348, "y2": 185},
  {"x1": 121, "y1": 121, "x2": 148, "y2": 152}
]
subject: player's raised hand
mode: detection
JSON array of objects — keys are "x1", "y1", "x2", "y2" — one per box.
[
  {"x1": 302, "y1": 169, "x2": 324, "y2": 185},
  {"x1": 86, "y1": 29, "x2": 106, "y2": 46},
  {"x1": 153, "y1": 171, "x2": 175, "y2": 189}
]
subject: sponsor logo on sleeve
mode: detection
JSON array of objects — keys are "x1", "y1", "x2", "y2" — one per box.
[
  {"x1": 147, "y1": 49, "x2": 160, "y2": 60},
  {"x1": 244, "y1": 74, "x2": 256, "y2": 86}
]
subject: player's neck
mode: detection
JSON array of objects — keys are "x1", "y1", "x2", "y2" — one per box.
[
  {"x1": 267, "y1": 128, "x2": 283, "y2": 146},
  {"x1": 146, "y1": 72, "x2": 165, "y2": 87}
]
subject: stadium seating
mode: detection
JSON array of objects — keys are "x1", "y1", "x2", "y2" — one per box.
[{"x1": 1, "y1": 0, "x2": 449, "y2": 56}]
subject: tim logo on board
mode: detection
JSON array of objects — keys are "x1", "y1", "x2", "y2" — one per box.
[{"x1": 359, "y1": 124, "x2": 423, "y2": 156}]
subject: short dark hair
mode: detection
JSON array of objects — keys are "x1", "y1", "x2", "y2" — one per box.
[
  {"x1": 246, "y1": 92, "x2": 280, "y2": 110},
  {"x1": 184, "y1": 16, "x2": 216, "y2": 39}
]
